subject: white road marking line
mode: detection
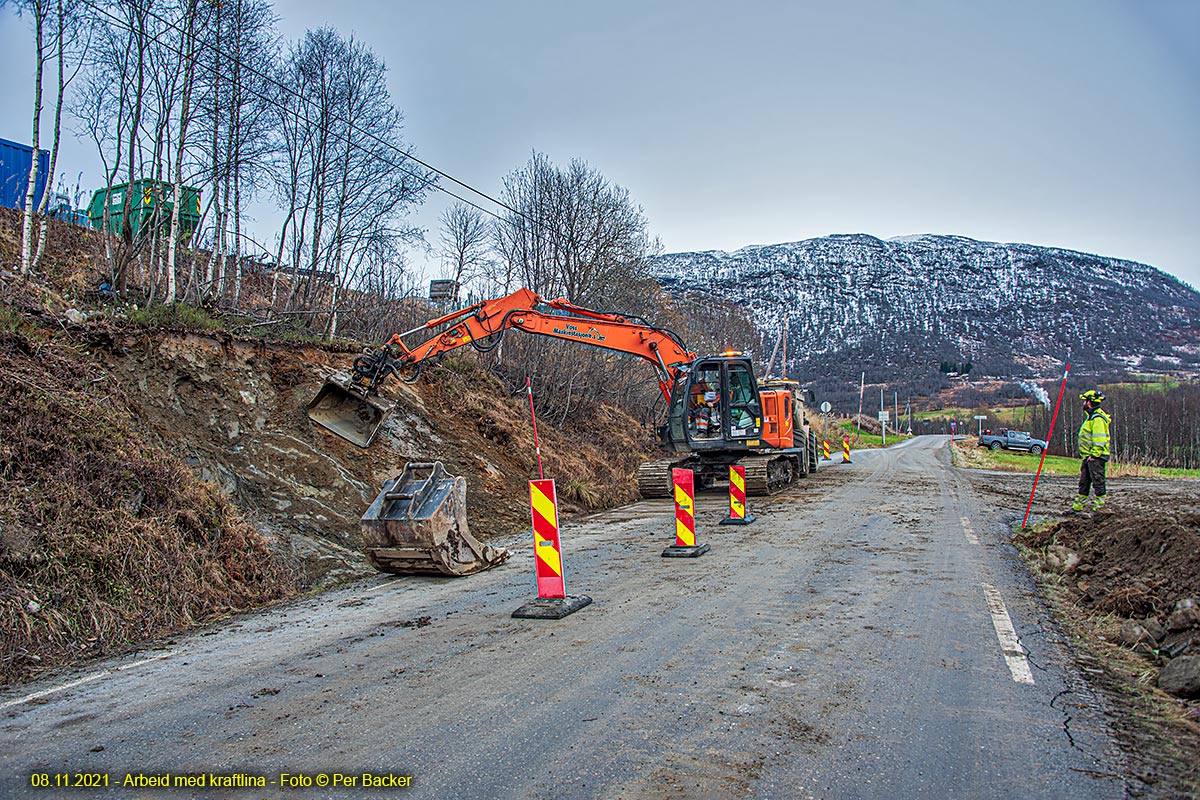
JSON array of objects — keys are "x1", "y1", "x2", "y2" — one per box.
[
  {"x1": 356, "y1": 580, "x2": 399, "y2": 598},
  {"x1": 0, "y1": 650, "x2": 177, "y2": 711},
  {"x1": 960, "y1": 516, "x2": 980, "y2": 545},
  {"x1": 982, "y1": 584, "x2": 1035, "y2": 685}
]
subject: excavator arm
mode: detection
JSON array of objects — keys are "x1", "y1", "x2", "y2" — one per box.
[
  {"x1": 308, "y1": 288, "x2": 696, "y2": 448},
  {"x1": 376, "y1": 288, "x2": 694, "y2": 402}
]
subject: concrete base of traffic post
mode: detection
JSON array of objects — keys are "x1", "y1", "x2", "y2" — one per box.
[
  {"x1": 512, "y1": 596, "x2": 593, "y2": 619},
  {"x1": 718, "y1": 514, "x2": 755, "y2": 526},
  {"x1": 662, "y1": 542, "x2": 711, "y2": 558}
]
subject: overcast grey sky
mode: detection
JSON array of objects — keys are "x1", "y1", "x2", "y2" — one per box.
[{"x1": 2, "y1": 0, "x2": 1197, "y2": 287}]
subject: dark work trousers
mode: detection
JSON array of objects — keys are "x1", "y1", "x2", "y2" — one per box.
[{"x1": 1078, "y1": 456, "x2": 1108, "y2": 498}]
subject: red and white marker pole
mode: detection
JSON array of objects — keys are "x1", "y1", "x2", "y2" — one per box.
[
  {"x1": 526, "y1": 377, "x2": 544, "y2": 480},
  {"x1": 1022, "y1": 363, "x2": 1071, "y2": 530}
]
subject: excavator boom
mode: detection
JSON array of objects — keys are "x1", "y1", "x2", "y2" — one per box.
[
  {"x1": 387, "y1": 288, "x2": 694, "y2": 400},
  {"x1": 309, "y1": 288, "x2": 696, "y2": 447}
]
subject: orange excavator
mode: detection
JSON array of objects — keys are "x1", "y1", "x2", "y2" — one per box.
[
  {"x1": 310, "y1": 287, "x2": 818, "y2": 495},
  {"x1": 307, "y1": 288, "x2": 817, "y2": 574}
]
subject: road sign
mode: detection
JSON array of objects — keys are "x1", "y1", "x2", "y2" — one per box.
[
  {"x1": 973, "y1": 415, "x2": 987, "y2": 420},
  {"x1": 879, "y1": 411, "x2": 889, "y2": 421},
  {"x1": 820, "y1": 401, "x2": 832, "y2": 413}
]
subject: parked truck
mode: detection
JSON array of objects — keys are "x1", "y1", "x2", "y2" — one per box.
[{"x1": 978, "y1": 429, "x2": 1047, "y2": 454}]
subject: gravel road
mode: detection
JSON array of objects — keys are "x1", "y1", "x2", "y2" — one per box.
[{"x1": 1, "y1": 436, "x2": 1133, "y2": 799}]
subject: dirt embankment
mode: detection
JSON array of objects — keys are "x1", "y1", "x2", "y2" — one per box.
[
  {"x1": 0, "y1": 269, "x2": 654, "y2": 685},
  {"x1": 92, "y1": 325, "x2": 653, "y2": 585},
  {"x1": 0, "y1": 282, "x2": 296, "y2": 686},
  {"x1": 999, "y1": 480, "x2": 1200, "y2": 796}
]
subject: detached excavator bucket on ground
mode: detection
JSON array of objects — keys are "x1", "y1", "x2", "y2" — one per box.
[
  {"x1": 307, "y1": 373, "x2": 393, "y2": 448},
  {"x1": 360, "y1": 462, "x2": 511, "y2": 577}
]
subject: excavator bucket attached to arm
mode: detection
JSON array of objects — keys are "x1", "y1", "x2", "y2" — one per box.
[
  {"x1": 307, "y1": 373, "x2": 393, "y2": 448},
  {"x1": 360, "y1": 462, "x2": 510, "y2": 576}
]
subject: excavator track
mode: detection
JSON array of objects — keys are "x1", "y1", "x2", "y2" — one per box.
[
  {"x1": 638, "y1": 452, "x2": 806, "y2": 498},
  {"x1": 741, "y1": 454, "x2": 803, "y2": 495},
  {"x1": 636, "y1": 458, "x2": 685, "y2": 498}
]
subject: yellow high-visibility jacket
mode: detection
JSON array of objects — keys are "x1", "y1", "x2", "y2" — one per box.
[{"x1": 1078, "y1": 408, "x2": 1111, "y2": 459}]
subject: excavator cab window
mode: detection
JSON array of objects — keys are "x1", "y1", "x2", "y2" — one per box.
[
  {"x1": 727, "y1": 362, "x2": 762, "y2": 439},
  {"x1": 688, "y1": 365, "x2": 722, "y2": 440}
]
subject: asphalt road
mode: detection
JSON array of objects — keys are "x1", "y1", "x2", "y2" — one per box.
[{"x1": 0, "y1": 436, "x2": 1130, "y2": 799}]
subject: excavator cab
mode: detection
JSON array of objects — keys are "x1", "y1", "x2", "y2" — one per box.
[{"x1": 661, "y1": 355, "x2": 764, "y2": 453}]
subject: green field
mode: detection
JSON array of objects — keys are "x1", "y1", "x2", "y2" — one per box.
[
  {"x1": 951, "y1": 441, "x2": 1200, "y2": 479},
  {"x1": 911, "y1": 405, "x2": 1044, "y2": 431},
  {"x1": 828, "y1": 421, "x2": 904, "y2": 450}
]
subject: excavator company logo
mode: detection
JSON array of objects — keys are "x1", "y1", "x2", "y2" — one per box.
[{"x1": 553, "y1": 323, "x2": 606, "y2": 343}]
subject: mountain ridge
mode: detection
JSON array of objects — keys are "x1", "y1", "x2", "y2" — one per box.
[{"x1": 649, "y1": 233, "x2": 1200, "y2": 404}]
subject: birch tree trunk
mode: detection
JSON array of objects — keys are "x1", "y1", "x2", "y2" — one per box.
[
  {"x1": 116, "y1": 2, "x2": 146, "y2": 299},
  {"x1": 32, "y1": 0, "x2": 66, "y2": 272},
  {"x1": 20, "y1": 0, "x2": 46, "y2": 275},
  {"x1": 167, "y1": 0, "x2": 199, "y2": 305}
]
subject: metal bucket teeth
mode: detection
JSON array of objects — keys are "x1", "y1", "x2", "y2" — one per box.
[{"x1": 361, "y1": 462, "x2": 510, "y2": 577}]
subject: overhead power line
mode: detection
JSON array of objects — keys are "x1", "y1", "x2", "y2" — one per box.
[{"x1": 72, "y1": 0, "x2": 565, "y2": 245}]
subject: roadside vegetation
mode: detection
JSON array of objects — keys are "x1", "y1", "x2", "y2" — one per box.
[{"x1": 950, "y1": 438, "x2": 1200, "y2": 480}]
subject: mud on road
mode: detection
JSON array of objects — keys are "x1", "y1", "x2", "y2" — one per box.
[{"x1": 6, "y1": 437, "x2": 1197, "y2": 799}]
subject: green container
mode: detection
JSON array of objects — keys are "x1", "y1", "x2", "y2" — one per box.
[{"x1": 87, "y1": 180, "x2": 200, "y2": 241}]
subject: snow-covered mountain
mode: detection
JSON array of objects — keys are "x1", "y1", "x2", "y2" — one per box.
[{"x1": 650, "y1": 234, "x2": 1200, "y2": 401}]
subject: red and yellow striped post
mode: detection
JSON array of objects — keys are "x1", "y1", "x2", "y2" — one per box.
[
  {"x1": 663, "y1": 468, "x2": 710, "y2": 557},
  {"x1": 842, "y1": 435, "x2": 852, "y2": 464},
  {"x1": 512, "y1": 478, "x2": 593, "y2": 619},
  {"x1": 822, "y1": 439, "x2": 831, "y2": 460},
  {"x1": 530, "y1": 479, "x2": 565, "y2": 598},
  {"x1": 719, "y1": 465, "x2": 755, "y2": 526}
]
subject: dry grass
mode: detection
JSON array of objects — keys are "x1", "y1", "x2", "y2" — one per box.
[{"x1": 0, "y1": 294, "x2": 296, "y2": 686}]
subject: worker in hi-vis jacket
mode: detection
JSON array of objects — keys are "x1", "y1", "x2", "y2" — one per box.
[{"x1": 1071, "y1": 389, "x2": 1111, "y2": 513}]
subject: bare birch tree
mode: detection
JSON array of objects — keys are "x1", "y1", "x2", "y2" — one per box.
[
  {"x1": 438, "y1": 202, "x2": 492, "y2": 303},
  {"x1": 488, "y1": 151, "x2": 663, "y2": 421},
  {"x1": 272, "y1": 28, "x2": 430, "y2": 333},
  {"x1": 494, "y1": 151, "x2": 657, "y2": 308}
]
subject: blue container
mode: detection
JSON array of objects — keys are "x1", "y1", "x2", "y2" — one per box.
[{"x1": 0, "y1": 137, "x2": 50, "y2": 211}]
